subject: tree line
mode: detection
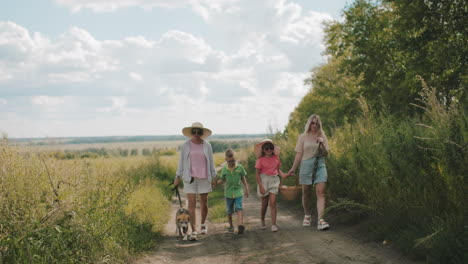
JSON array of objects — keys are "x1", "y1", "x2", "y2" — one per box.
[
  {"x1": 287, "y1": 0, "x2": 466, "y2": 135},
  {"x1": 280, "y1": 1, "x2": 466, "y2": 263}
]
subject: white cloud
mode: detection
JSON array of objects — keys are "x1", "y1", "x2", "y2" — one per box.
[
  {"x1": 129, "y1": 72, "x2": 143, "y2": 81},
  {"x1": 0, "y1": 22, "x2": 120, "y2": 87},
  {"x1": 31, "y1": 96, "x2": 65, "y2": 106},
  {"x1": 97, "y1": 96, "x2": 142, "y2": 115},
  {"x1": 54, "y1": 0, "x2": 193, "y2": 13},
  {"x1": 0, "y1": 0, "x2": 340, "y2": 137},
  {"x1": 158, "y1": 30, "x2": 214, "y2": 64},
  {"x1": 125, "y1": 36, "x2": 155, "y2": 48}
]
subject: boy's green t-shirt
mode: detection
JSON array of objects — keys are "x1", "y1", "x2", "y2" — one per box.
[{"x1": 218, "y1": 163, "x2": 247, "y2": 198}]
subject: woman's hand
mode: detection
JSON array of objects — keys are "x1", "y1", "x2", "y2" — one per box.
[
  {"x1": 316, "y1": 137, "x2": 324, "y2": 144},
  {"x1": 173, "y1": 177, "x2": 181, "y2": 187},
  {"x1": 244, "y1": 190, "x2": 249, "y2": 198},
  {"x1": 288, "y1": 168, "x2": 295, "y2": 176}
]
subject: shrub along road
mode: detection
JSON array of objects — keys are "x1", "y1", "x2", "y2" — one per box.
[{"x1": 134, "y1": 189, "x2": 422, "y2": 264}]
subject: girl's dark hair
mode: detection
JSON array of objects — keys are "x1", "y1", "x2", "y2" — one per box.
[{"x1": 261, "y1": 143, "x2": 275, "y2": 157}]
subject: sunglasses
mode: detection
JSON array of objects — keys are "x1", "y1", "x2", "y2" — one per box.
[
  {"x1": 311, "y1": 122, "x2": 318, "y2": 125},
  {"x1": 191, "y1": 129, "x2": 204, "y2": 136},
  {"x1": 263, "y1": 146, "x2": 274, "y2": 151}
]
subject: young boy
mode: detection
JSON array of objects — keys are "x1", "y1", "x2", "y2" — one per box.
[{"x1": 217, "y1": 149, "x2": 250, "y2": 234}]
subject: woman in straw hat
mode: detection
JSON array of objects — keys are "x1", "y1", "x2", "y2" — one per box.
[
  {"x1": 173, "y1": 122, "x2": 217, "y2": 241},
  {"x1": 286, "y1": 114, "x2": 330, "y2": 230}
]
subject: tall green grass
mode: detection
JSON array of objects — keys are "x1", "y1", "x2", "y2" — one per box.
[
  {"x1": 275, "y1": 84, "x2": 467, "y2": 263},
  {"x1": 0, "y1": 143, "x2": 175, "y2": 263}
]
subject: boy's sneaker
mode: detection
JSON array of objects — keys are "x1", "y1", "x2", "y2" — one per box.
[
  {"x1": 238, "y1": 225, "x2": 245, "y2": 234},
  {"x1": 271, "y1": 225, "x2": 279, "y2": 232},
  {"x1": 227, "y1": 226, "x2": 234, "y2": 233},
  {"x1": 317, "y1": 219, "x2": 330, "y2": 231},
  {"x1": 200, "y1": 224, "x2": 208, "y2": 235}
]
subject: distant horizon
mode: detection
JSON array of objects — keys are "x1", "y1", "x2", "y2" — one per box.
[{"x1": 7, "y1": 133, "x2": 269, "y2": 141}]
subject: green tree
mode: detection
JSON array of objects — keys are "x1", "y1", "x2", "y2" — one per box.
[
  {"x1": 287, "y1": 55, "x2": 362, "y2": 135},
  {"x1": 386, "y1": 0, "x2": 467, "y2": 105}
]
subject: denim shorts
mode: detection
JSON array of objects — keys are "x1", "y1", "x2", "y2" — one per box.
[
  {"x1": 226, "y1": 197, "x2": 243, "y2": 215},
  {"x1": 299, "y1": 157, "x2": 327, "y2": 185}
]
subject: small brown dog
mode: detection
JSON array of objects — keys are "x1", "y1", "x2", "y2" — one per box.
[{"x1": 175, "y1": 208, "x2": 191, "y2": 240}]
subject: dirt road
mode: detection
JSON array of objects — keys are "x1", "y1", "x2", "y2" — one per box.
[{"x1": 134, "y1": 192, "x2": 421, "y2": 264}]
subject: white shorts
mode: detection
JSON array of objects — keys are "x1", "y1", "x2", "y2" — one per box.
[
  {"x1": 257, "y1": 174, "x2": 280, "y2": 197},
  {"x1": 184, "y1": 178, "x2": 212, "y2": 194}
]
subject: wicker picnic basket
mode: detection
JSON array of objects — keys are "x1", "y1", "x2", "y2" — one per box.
[
  {"x1": 279, "y1": 185, "x2": 302, "y2": 200},
  {"x1": 279, "y1": 174, "x2": 302, "y2": 201}
]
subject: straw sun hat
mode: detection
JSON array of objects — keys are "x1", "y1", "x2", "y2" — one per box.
[
  {"x1": 182, "y1": 122, "x2": 212, "y2": 139},
  {"x1": 254, "y1": 138, "x2": 281, "y2": 158}
]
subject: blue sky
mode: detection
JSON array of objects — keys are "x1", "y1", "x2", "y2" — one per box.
[{"x1": 0, "y1": 0, "x2": 350, "y2": 138}]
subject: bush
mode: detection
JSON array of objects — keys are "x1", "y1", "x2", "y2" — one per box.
[
  {"x1": 274, "y1": 84, "x2": 466, "y2": 263},
  {"x1": 323, "y1": 85, "x2": 466, "y2": 262},
  {"x1": 124, "y1": 181, "x2": 170, "y2": 232}
]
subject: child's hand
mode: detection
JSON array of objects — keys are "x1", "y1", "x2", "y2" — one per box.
[
  {"x1": 259, "y1": 186, "x2": 265, "y2": 195},
  {"x1": 217, "y1": 179, "x2": 223, "y2": 185}
]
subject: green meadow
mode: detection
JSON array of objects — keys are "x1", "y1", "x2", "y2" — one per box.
[{"x1": 0, "y1": 138, "x2": 257, "y2": 263}]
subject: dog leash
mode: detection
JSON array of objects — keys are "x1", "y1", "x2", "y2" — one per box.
[
  {"x1": 169, "y1": 176, "x2": 194, "y2": 208},
  {"x1": 168, "y1": 182, "x2": 183, "y2": 208},
  {"x1": 311, "y1": 142, "x2": 323, "y2": 183}
]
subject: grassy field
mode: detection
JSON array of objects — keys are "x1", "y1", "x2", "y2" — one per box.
[
  {"x1": 17, "y1": 140, "x2": 186, "y2": 153},
  {"x1": 0, "y1": 136, "x2": 261, "y2": 263}
]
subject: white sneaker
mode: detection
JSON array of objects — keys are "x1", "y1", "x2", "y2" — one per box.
[
  {"x1": 200, "y1": 224, "x2": 208, "y2": 235},
  {"x1": 317, "y1": 219, "x2": 330, "y2": 230},
  {"x1": 303, "y1": 215, "x2": 312, "y2": 227},
  {"x1": 271, "y1": 225, "x2": 279, "y2": 232},
  {"x1": 189, "y1": 232, "x2": 198, "y2": 241}
]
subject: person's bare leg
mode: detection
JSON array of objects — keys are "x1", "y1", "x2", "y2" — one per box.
[
  {"x1": 199, "y1": 193, "x2": 208, "y2": 224},
  {"x1": 228, "y1": 214, "x2": 233, "y2": 227},
  {"x1": 261, "y1": 196, "x2": 269, "y2": 227},
  {"x1": 237, "y1": 210, "x2": 243, "y2": 225},
  {"x1": 302, "y1": 185, "x2": 312, "y2": 215},
  {"x1": 315, "y1": 182, "x2": 326, "y2": 220},
  {"x1": 187, "y1": 193, "x2": 197, "y2": 232},
  {"x1": 269, "y1": 193, "x2": 277, "y2": 225}
]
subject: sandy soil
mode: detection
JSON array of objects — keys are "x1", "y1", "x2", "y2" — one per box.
[{"x1": 134, "y1": 191, "x2": 422, "y2": 264}]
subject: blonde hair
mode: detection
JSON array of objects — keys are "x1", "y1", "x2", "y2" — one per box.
[{"x1": 304, "y1": 114, "x2": 325, "y2": 137}]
